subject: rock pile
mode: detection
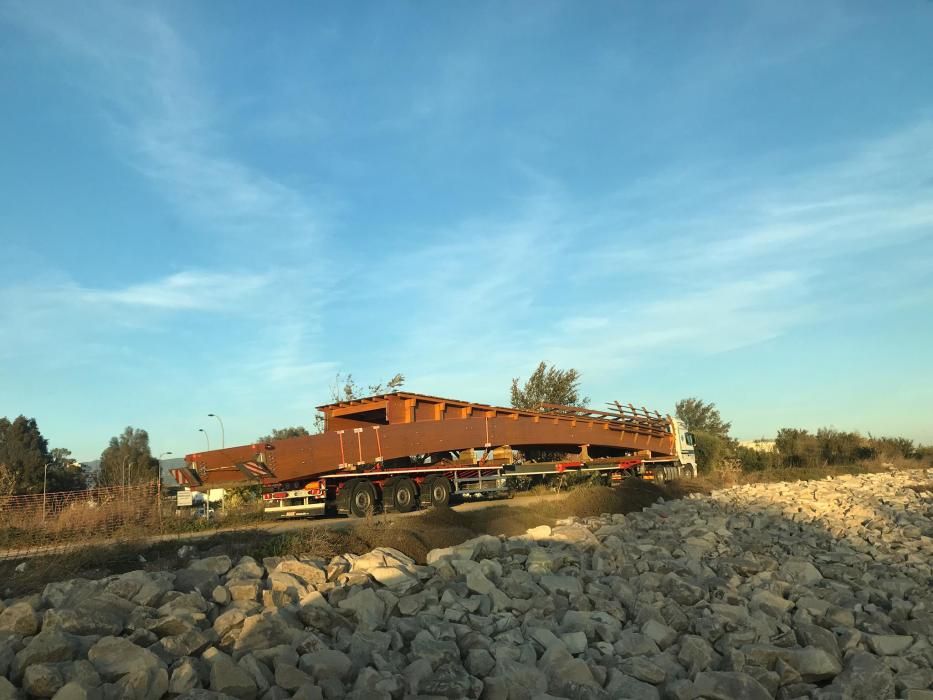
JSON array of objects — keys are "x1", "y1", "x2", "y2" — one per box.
[{"x1": 0, "y1": 469, "x2": 931, "y2": 699}]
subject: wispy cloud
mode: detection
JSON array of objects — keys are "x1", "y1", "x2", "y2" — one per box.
[
  {"x1": 73, "y1": 270, "x2": 269, "y2": 311},
  {"x1": 688, "y1": 122, "x2": 933, "y2": 267},
  {"x1": 0, "y1": 269, "x2": 269, "y2": 359},
  {"x1": 345, "y1": 117, "x2": 933, "y2": 404},
  {"x1": 3, "y1": 2, "x2": 322, "y2": 251},
  {"x1": 1, "y1": 2, "x2": 327, "y2": 392}
]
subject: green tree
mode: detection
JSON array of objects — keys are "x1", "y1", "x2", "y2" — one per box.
[
  {"x1": 510, "y1": 362, "x2": 588, "y2": 410},
  {"x1": 0, "y1": 462, "x2": 17, "y2": 498},
  {"x1": 224, "y1": 484, "x2": 262, "y2": 509},
  {"x1": 46, "y1": 447, "x2": 87, "y2": 492},
  {"x1": 257, "y1": 426, "x2": 311, "y2": 443},
  {"x1": 815, "y1": 428, "x2": 874, "y2": 465},
  {"x1": 870, "y1": 435, "x2": 914, "y2": 460},
  {"x1": 98, "y1": 426, "x2": 159, "y2": 487},
  {"x1": 734, "y1": 444, "x2": 777, "y2": 472},
  {"x1": 675, "y1": 398, "x2": 732, "y2": 438},
  {"x1": 774, "y1": 428, "x2": 819, "y2": 469},
  {"x1": 671, "y1": 399, "x2": 735, "y2": 473},
  {"x1": 0, "y1": 416, "x2": 83, "y2": 494},
  {"x1": 0, "y1": 415, "x2": 49, "y2": 494},
  {"x1": 691, "y1": 430, "x2": 729, "y2": 473},
  {"x1": 773, "y1": 427, "x2": 882, "y2": 469}
]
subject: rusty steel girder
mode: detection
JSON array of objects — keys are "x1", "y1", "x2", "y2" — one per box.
[{"x1": 181, "y1": 392, "x2": 678, "y2": 487}]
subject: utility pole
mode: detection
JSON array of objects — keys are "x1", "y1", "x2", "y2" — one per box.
[{"x1": 157, "y1": 452, "x2": 172, "y2": 533}]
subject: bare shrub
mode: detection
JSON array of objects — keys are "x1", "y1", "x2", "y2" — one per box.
[{"x1": 0, "y1": 463, "x2": 15, "y2": 499}]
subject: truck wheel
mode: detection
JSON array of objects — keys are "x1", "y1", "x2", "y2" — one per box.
[
  {"x1": 427, "y1": 477, "x2": 451, "y2": 508},
  {"x1": 394, "y1": 478, "x2": 418, "y2": 513},
  {"x1": 350, "y1": 480, "x2": 377, "y2": 518}
]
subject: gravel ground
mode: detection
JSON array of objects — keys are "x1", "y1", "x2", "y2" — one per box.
[{"x1": 0, "y1": 469, "x2": 930, "y2": 699}]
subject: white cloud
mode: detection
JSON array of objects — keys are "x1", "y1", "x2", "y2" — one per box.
[
  {"x1": 341, "y1": 117, "x2": 933, "y2": 406},
  {"x1": 559, "y1": 316, "x2": 610, "y2": 334},
  {"x1": 74, "y1": 270, "x2": 269, "y2": 311},
  {"x1": 0, "y1": 269, "x2": 270, "y2": 362},
  {"x1": 1, "y1": 2, "x2": 327, "y2": 394},
  {"x1": 3, "y1": 2, "x2": 321, "y2": 251}
]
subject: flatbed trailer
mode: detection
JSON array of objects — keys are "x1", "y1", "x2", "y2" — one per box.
[
  {"x1": 261, "y1": 463, "x2": 510, "y2": 518},
  {"x1": 178, "y1": 391, "x2": 696, "y2": 518}
]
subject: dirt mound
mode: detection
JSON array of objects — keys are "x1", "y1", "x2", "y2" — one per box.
[
  {"x1": 2, "y1": 479, "x2": 692, "y2": 593},
  {"x1": 328, "y1": 480, "x2": 690, "y2": 564}
]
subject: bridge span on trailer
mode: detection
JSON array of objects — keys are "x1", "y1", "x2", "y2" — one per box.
[{"x1": 178, "y1": 392, "x2": 696, "y2": 517}]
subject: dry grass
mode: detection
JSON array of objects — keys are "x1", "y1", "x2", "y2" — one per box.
[
  {"x1": 0, "y1": 483, "x2": 165, "y2": 557},
  {"x1": 697, "y1": 459, "x2": 918, "y2": 490},
  {"x1": 0, "y1": 539, "x2": 181, "y2": 598},
  {"x1": 159, "y1": 508, "x2": 266, "y2": 535},
  {"x1": 0, "y1": 477, "x2": 705, "y2": 595},
  {"x1": 0, "y1": 497, "x2": 265, "y2": 560},
  {"x1": 254, "y1": 526, "x2": 371, "y2": 562},
  {"x1": 0, "y1": 505, "x2": 157, "y2": 554},
  {"x1": 5, "y1": 459, "x2": 926, "y2": 598}
]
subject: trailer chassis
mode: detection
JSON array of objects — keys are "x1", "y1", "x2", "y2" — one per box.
[{"x1": 258, "y1": 454, "x2": 691, "y2": 518}]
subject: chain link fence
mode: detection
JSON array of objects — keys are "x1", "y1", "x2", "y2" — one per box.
[
  {"x1": 0, "y1": 482, "x2": 167, "y2": 560},
  {"x1": 0, "y1": 481, "x2": 270, "y2": 564}
]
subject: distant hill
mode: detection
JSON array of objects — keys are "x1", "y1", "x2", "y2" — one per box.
[
  {"x1": 80, "y1": 457, "x2": 187, "y2": 487},
  {"x1": 161, "y1": 457, "x2": 186, "y2": 486}
]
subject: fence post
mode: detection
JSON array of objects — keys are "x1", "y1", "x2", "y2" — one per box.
[
  {"x1": 42, "y1": 462, "x2": 48, "y2": 521},
  {"x1": 157, "y1": 478, "x2": 163, "y2": 535}
]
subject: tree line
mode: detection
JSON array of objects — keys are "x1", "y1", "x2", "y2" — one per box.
[
  {"x1": 0, "y1": 371, "x2": 410, "y2": 498},
  {"x1": 0, "y1": 417, "x2": 162, "y2": 497},
  {"x1": 5, "y1": 361, "x2": 927, "y2": 496},
  {"x1": 674, "y1": 397, "x2": 931, "y2": 473},
  {"x1": 508, "y1": 365, "x2": 931, "y2": 473}
]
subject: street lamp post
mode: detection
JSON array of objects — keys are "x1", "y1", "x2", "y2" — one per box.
[
  {"x1": 157, "y1": 451, "x2": 173, "y2": 532},
  {"x1": 208, "y1": 413, "x2": 225, "y2": 448},
  {"x1": 198, "y1": 428, "x2": 211, "y2": 451},
  {"x1": 122, "y1": 456, "x2": 135, "y2": 503},
  {"x1": 42, "y1": 461, "x2": 51, "y2": 521},
  {"x1": 158, "y1": 451, "x2": 173, "y2": 483}
]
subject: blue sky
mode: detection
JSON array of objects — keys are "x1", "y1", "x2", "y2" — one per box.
[{"x1": 1, "y1": 1, "x2": 932, "y2": 460}]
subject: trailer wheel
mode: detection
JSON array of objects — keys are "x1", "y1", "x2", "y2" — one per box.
[
  {"x1": 394, "y1": 478, "x2": 418, "y2": 513},
  {"x1": 427, "y1": 477, "x2": 451, "y2": 508},
  {"x1": 349, "y1": 480, "x2": 377, "y2": 518}
]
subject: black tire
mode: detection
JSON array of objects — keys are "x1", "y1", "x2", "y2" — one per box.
[
  {"x1": 427, "y1": 477, "x2": 451, "y2": 508},
  {"x1": 394, "y1": 478, "x2": 418, "y2": 513},
  {"x1": 349, "y1": 480, "x2": 377, "y2": 518}
]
